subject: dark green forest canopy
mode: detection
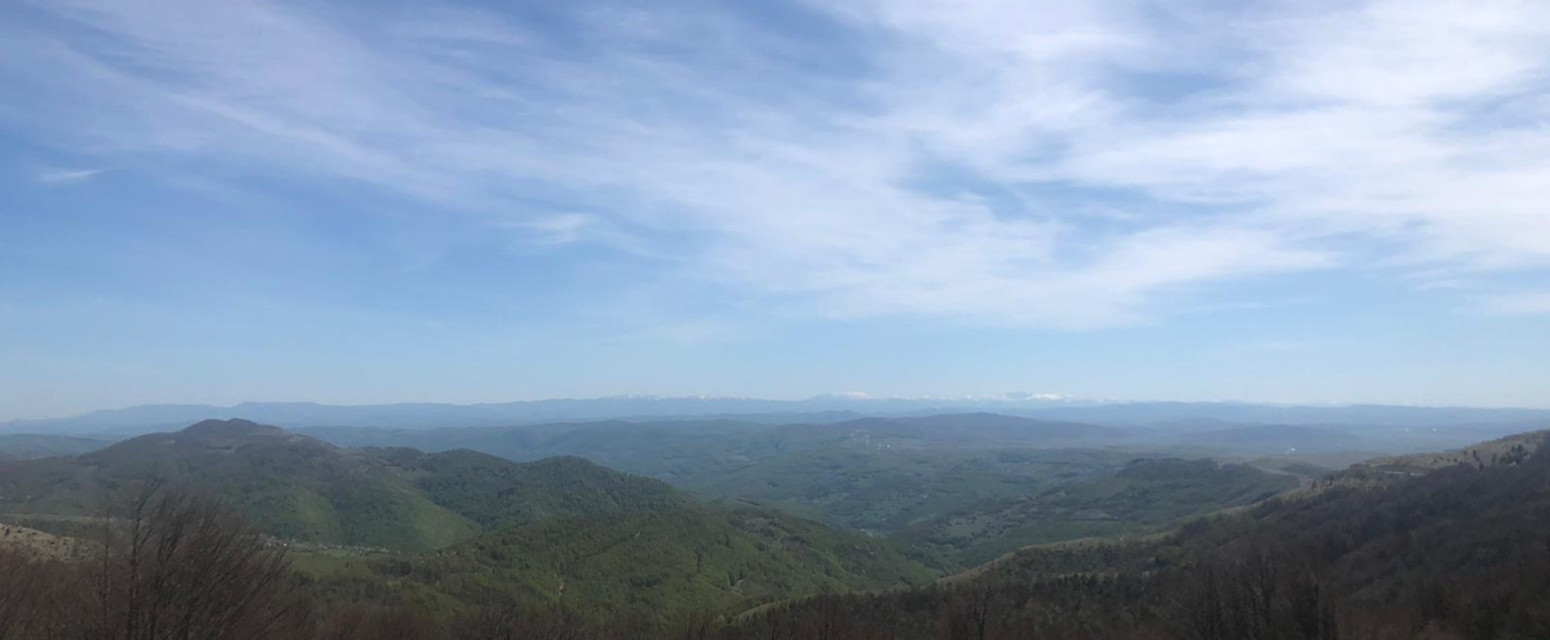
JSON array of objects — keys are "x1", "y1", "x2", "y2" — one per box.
[
  {"x1": 0, "y1": 420, "x2": 695, "y2": 551},
  {"x1": 298, "y1": 508, "x2": 940, "y2": 622},
  {"x1": 903, "y1": 457, "x2": 1299, "y2": 565},
  {"x1": 0, "y1": 433, "x2": 109, "y2": 460},
  {"x1": 0, "y1": 419, "x2": 945, "y2": 622}
]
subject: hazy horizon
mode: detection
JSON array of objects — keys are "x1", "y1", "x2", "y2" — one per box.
[
  {"x1": 4, "y1": 0, "x2": 1549, "y2": 419},
  {"x1": 10, "y1": 392, "x2": 1550, "y2": 425},
  {"x1": 14, "y1": 384, "x2": 1550, "y2": 423}
]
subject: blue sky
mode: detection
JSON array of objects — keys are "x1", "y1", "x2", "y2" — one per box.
[{"x1": 2, "y1": 0, "x2": 1549, "y2": 419}]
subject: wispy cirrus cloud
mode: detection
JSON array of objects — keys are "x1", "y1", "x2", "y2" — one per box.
[
  {"x1": 33, "y1": 167, "x2": 103, "y2": 185},
  {"x1": 1, "y1": 0, "x2": 1547, "y2": 328}
]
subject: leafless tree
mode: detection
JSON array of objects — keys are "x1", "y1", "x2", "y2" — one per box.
[{"x1": 83, "y1": 483, "x2": 304, "y2": 640}]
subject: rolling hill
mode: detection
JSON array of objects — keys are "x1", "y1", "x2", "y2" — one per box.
[
  {"x1": 0, "y1": 419, "x2": 693, "y2": 551},
  {"x1": 970, "y1": 429, "x2": 1550, "y2": 601},
  {"x1": 368, "y1": 448, "x2": 695, "y2": 530},
  {"x1": 715, "y1": 431, "x2": 1550, "y2": 640},
  {"x1": 8, "y1": 415, "x2": 1548, "y2": 638},
  {"x1": 300, "y1": 414, "x2": 1143, "y2": 534},
  {"x1": 0, "y1": 433, "x2": 110, "y2": 460},
  {"x1": 691, "y1": 447, "x2": 1136, "y2": 534},
  {"x1": 0, "y1": 418, "x2": 947, "y2": 623},
  {"x1": 754, "y1": 413, "x2": 1129, "y2": 449},
  {"x1": 303, "y1": 507, "x2": 941, "y2": 623},
  {"x1": 1353, "y1": 428, "x2": 1550, "y2": 474},
  {"x1": 904, "y1": 457, "x2": 1299, "y2": 564},
  {"x1": 1170, "y1": 423, "x2": 1368, "y2": 454},
  {"x1": 299, "y1": 413, "x2": 1129, "y2": 474}
]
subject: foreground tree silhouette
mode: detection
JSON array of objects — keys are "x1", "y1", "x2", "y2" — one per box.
[
  {"x1": 93, "y1": 484, "x2": 302, "y2": 640},
  {"x1": 1, "y1": 485, "x2": 302, "y2": 640},
  {"x1": 0, "y1": 546, "x2": 86, "y2": 640},
  {"x1": 70, "y1": 484, "x2": 299, "y2": 640},
  {"x1": 1175, "y1": 548, "x2": 1337, "y2": 640}
]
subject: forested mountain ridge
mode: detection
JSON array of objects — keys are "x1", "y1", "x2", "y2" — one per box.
[
  {"x1": 754, "y1": 413, "x2": 1130, "y2": 449},
  {"x1": 688, "y1": 447, "x2": 1137, "y2": 534},
  {"x1": 0, "y1": 419, "x2": 948, "y2": 627},
  {"x1": 4, "y1": 420, "x2": 1548, "y2": 638},
  {"x1": 284, "y1": 412, "x2": 1545, "y2": 544},
  {"x1": 0, "y1": 433, "x2": 109, "y2": 460},
  {"x1": 0, "y1": 415, "x2": 1327, "y2": 555},
  {"x1": 1353, "y1": 428, "x2": 1550, "y2": 474},
  {"x1": 297, "y1": 413, "x2": 1131, "y2": 474},
  {"x1": 368, "y1": 448, "x2": 694, "y2": 530},
  {"x1": 963, "y1": 429, "x2": 1550, "y2": 581},
  {"x1": 300, "y1": 414, "x2": 1150, "y2": 536},
  {"x1": 0, "y1": 419, "x2": 696, "y2": 551},
  {"x1": 299, "y1": 507, "x2": 941, "y2": 624},
  {"x1": 715, "y1": 434, "x2": 1550, "y2": 640},
  {"x1": 905, "y1": 457, "x2": 1299, "y2": 565}
]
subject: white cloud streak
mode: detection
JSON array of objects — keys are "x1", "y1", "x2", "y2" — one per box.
[
  {"x1": 3, "y1": 0, "x2": 1547, "y2": 328},
  {"x1": 33, "y1": 167, "x2": 103, "y2": 185}
]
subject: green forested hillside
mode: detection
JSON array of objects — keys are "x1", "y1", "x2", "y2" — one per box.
[
  {"x1": 299, "y1": 414, "x2": 1129, "y2": 483},
  {"x1": 712, "y1": 437, "x2": 1550, "y2": 640},
  {"x1": 303, "y1": 415, "x2": 1146, "y2": 536},
  {"x1": 0, "y1": 419, "x2": 947, "y2": 625},
  {"x1": 0, "y1": 418, "x2": 1302, "y2": 563},
  {"x1": 968, "y1": 432, "x2": 1549, "y2": 586},
  {"x1": 372, "y1": 448, "x2": 694, "y2": 529},
  {"x1": 8, "y1": 419, "x2": 1547, "y2": 639},
  {"x1": 7, "y1": 427, "x2": 1543, "y2": 639},
  {"x1": 301, "y1": 508, "x2": 940, "y2": 623},
  {"x1": 1354, "y1": 428, "x2": 1550, "y2": 474},
  {"x1": 690, "y1": 447, "x2": 1133, "y2": 534},
  {"x1": 0, "y1": 433, "x2": 109, "y2": 460},
  {"x1": 0, "y1": 420, "x2": 694, "y2": 551},
  {"x1": 300, "y1": 419, "x2": 791, "y2": 483},
  {"x1": 905, "y1": 457, "x2": 1298, "y2": 565}
]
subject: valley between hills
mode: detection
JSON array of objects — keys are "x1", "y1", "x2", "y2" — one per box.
[{"x1": 2, "y1": 412, "x2": 1548, "y2": 639}]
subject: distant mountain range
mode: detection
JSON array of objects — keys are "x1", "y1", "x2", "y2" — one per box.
[
  {"x1": 6, "y1": 396, "x2": 1549, "y2": 436},
  {"x1": 0, "y1": 433, "x2": 110, "y2": 459}
]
